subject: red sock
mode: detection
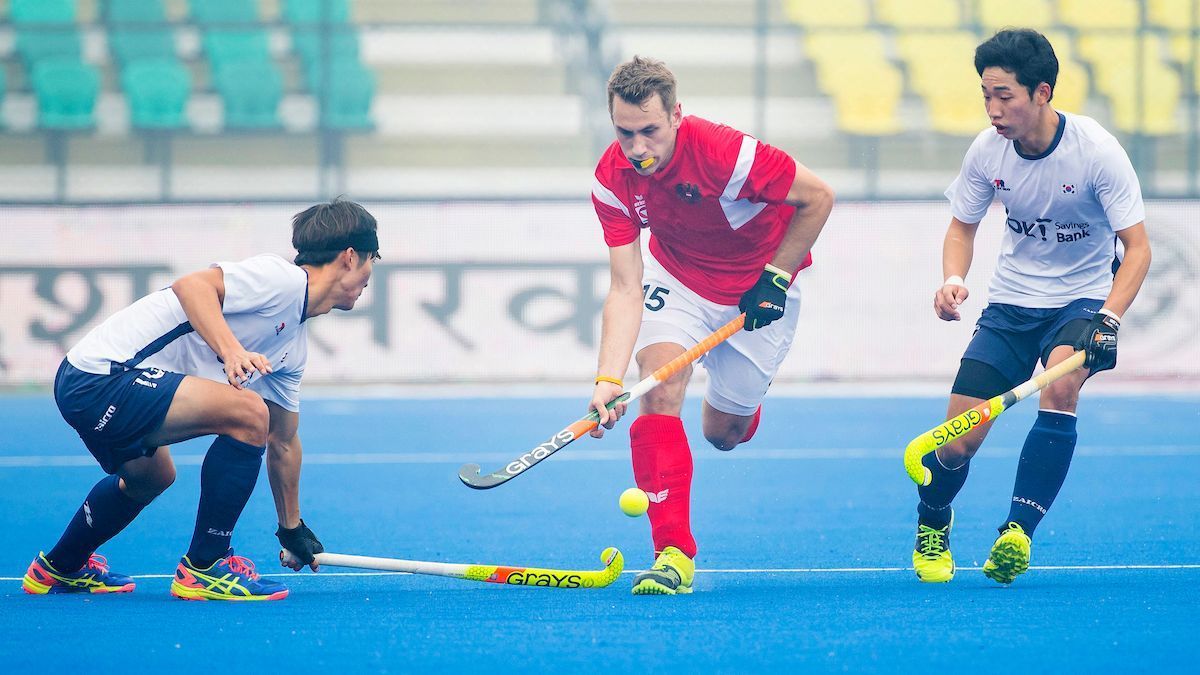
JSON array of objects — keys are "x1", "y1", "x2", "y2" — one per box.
[
  {"x1": 630, "y1": 414, "x2": 696, "y2": 559},
  {"x1": 740, "y1": 405, "x2": 762, "y2": 444}
]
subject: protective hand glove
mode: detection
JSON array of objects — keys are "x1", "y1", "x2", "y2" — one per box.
[
  {"x1": 1073, "y1": 310, "x2": 1119, "y2": 373},
  {"x1": 276, "y1": 519, "x2": 324, "y2": 566},
  {"x1": 738, "y1": 264, "x2": 791, "y2": 331}
]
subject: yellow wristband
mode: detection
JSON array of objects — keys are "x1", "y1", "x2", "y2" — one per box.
[{"x1": 594, "y1": 375, "x2": 624, "y2": 388}]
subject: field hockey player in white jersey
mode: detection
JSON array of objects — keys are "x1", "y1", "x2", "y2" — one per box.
[
  {"x1": 910, "y1": 29, "x2": 1152, "y2": 586},
  {"x1": 22, "y1": 199, "x2": 380, "y2": 601}
]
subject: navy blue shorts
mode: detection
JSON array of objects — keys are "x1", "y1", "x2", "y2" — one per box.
[
  {"x1": 54, "y1": 359, "x2": 186, "y2": 474},
  {"x1": 960, "y1": 298, "x2": 1103, "y2": 391}
]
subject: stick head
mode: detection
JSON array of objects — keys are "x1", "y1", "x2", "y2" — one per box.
[{"x1": 457, "y1": 463, "x2": 482, "y2": 485}]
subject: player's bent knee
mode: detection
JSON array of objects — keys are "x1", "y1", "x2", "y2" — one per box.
[
  {"x1": 705, "y1": 430, "x2": 740, "y2": 452},
  {"x1": 227, "y1": 390, "x2": 270, "y2": 446}
]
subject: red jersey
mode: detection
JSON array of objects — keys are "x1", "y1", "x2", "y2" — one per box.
[{"x1": 591, "y1": 115, "x2": 810, "y2": 305}]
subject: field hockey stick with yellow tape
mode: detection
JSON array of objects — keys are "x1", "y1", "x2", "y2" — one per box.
[
  {"x1": 458, "y1": 313, "x2": 747, "y2": 489},
  {"x1": 904, "y1": 350, "x2": 1086, "y2": 485},
  {"x1": 280, "y1": 547, "x2": 624, "y2": 589}
]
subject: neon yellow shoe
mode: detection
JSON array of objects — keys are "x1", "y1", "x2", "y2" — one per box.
[
  {"x1": 631, "y1": 546, "x2": 694, "y2": 595},
  {"x1": 170, "y1": 549, "x2": 288, "y2": 601},
  {"x1": 912, "y1": 511, "x2": 955, "y2": 583},
  {"x1": 983, "y1": 522, "x2": 1032, "y2": 585}
]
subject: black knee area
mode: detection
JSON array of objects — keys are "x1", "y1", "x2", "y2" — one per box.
[{"x1": 951, "y1": 358, "x2": 1014, "y2": 400}]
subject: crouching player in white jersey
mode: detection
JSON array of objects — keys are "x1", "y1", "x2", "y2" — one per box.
[
  {"x1": 22, "y1": 199, "x2": 380, "y2": 600},
  {"x1": 911, "y1": 30, "x2": 1151, "y2": 585}
]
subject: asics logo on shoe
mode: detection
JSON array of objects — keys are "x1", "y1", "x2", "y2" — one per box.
[{"x1": 646, "y1": 489, "x2": 669, "y2": 503}]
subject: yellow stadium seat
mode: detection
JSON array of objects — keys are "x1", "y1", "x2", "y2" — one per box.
[
  {"x1": 1051, "y1": 59, "x2": 1089, "y2": 113},
  {"x1": 1057, "y1": 0, "x2": 1139, "y2": 30},
  {"x1": 925, "y1": 84, "x2": 990, "y2": 136},
  {"x1": 1079, "y1": 33, "x2": 1181, "y2": 134},
  {"x1": 895, "y1": 30, "x2": 979, "y2": 96},
  {"x1": 825, "y1": 61, "x2": 905, "y2": 136},
  {"x1": 874, "y1": 0, "x2": 960, "y2": 28},
  {"x1": 978, "y1": 0, "x2": 1054, "y2": 32},
  {"x1": 783, "y1": 0, "x2": 869, "y2": 27},
  {"x1": 1041, "y1": 30, "x2": 1075, "y2": 61},
  {"x1": 1148, "y1": 0, "x2": 1198, "y2": 29},
  {"x1": 1167, "y1": 31, "x2": 1197, "y2": 62},
  {"x1": 804, "y1": 30, "x2": 888, "y2": 91}
]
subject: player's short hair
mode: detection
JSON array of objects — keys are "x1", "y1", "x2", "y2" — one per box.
[
  {"x1": 975, "y1": 29, "x2": 1059, "y2": 101},
  {"x1": 292, "y1": 198, "x2": 380, "y2": 266},
  {"x1": 607, "y1": 56, "x2": 677, "y2": 116}
]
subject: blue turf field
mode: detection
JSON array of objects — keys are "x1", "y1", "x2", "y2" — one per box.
[{"x1": 1, "y1": 394, "x2": 1198, "y2": 673}]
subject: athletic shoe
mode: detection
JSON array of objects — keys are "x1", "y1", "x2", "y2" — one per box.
[
  {"x1": 912, "y1": 511, "x2": 955, "y2": 583},
  {"x1": 22, "y1": 552, "x2": 135, "y2": 595},
  {"x1": 739, "y1": 405, "x2": 763, "y2": 444},
  {"x1": 631, "y1": 545, "x2": 695, "y2": 595},
  {"x1": 983, "y1": 522, "x2": 1032, "y2": 585},
  {"x1": 170, "y1": 549, "x2": 288, "y2": 601}
]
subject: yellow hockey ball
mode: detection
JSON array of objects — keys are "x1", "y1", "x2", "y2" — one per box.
[{"x1": 619, "y1": 487, "x2": 649, "y2": 517}]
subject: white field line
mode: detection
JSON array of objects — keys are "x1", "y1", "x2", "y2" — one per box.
[
  {"x1": 2, "y1": 445, "x2": 1199, "y2": 468},
  {"x1": 3, "y1": 564, "x2": 1200, "y2": 582}
]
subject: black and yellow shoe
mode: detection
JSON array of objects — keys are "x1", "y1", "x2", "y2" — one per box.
[
  {"x1": 631, "y1": 546, "x2": 694, "y2": 596},
  {"x1": 983, "y1": 522, "x2": 1032, "y2": 585},
  {"x1": 912, "y1": 511, "x2": 955, "y2": 583}
]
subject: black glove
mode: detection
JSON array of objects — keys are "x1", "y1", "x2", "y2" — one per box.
[
  {"x1": 276, "y1": 519, "x2": 324, "y2": 564},
  {"x1": 1073, "y1": 311, "x2": 1119, "y2": 373},
  {"x1": 738, "y1": 264, "x2": 791, "y2": 331}
]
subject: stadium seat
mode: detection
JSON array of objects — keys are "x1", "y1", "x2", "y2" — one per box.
[
  {"x1": 10, "y1": 0, "x2": 77, "y2": 23},
  {"x1": 122, "y1": 59, "x2": 192, "y2": 130},
  {"x1": 783, "y1": 0, "x2": 869, "y2": 27},
  {"x1": 109, "y1": 29, "x2": 178, "y2": 66},
  {"x1": 1050, "y1": 58, "x2": 1089, "y2": 113},
  {"x1": 874, "y1": 0, "x2": 960, "y2": 28},
  {"x1": 32, "y1": 58, "x2": 101, "y2": 130},
  {"x1": 0, "y1": 66, "x2": 6, "y2": 128},
  {"x1": 317, "y1": 60, "x2": 376, "y2": 130},
  {"x1": 107, "y1": 0, "x2": 166, "y2": 24},
  {"x1": 1057, "y1": 0, "x2": 1139, "y2": 30},
  {"x1": 15, "y1": 29, "x2": 83, "y2": 69},
  {"x1": 896, "y1": 31, "x2": 987, "y2": 135},
  {"x1": 189, "y1": 0, "x2": 260, "y2": 25},
  {"x1": 294, "y1": 29, "x2": 361, "y2": 89},
  {"x1": 283, "y1": 0, "x2": 352, "y2": 24},
  {"x1": 824, "y1": 61, "x2": 904, "y2": 136},
  {"x1": 214, "y1": 61, "x2": 283, "y2": 129},
  {"x1": 203, "y1": 30, "x2": 273, "y2": 73},
  {"x1": 1148, "y1": 0, "x2": 1198, "y2": 29},
  {"x1": 977, "y1": 0, "x2": 1054, "y2": 33},
  {"x1": 804, "y1": 30, "x2": 887, "y2": 91},
  {"x1": 1079, "y1": 33, "x2": 1181, "y2": 134}
]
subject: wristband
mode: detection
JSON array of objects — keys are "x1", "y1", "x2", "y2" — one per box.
[
  {"x1": 943, "y1": 275, "x2": 966, "y2": 288},
  {"x1": 595, "y1": 375, "x2": 623, "y2": 387},
  {"x1": 1097, "y1": 308, "x2": 1122, "y2": 325},
  {"x1": 764, "y1": 263, "x2": 793, "y2": 284}
]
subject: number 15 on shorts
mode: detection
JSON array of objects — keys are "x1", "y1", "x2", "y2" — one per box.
[{"x1": 643, "y1": 285, "x2": 670, "y2": 311}]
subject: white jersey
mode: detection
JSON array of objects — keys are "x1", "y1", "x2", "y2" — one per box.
[
  {"x1": 945, "y1": 111, "x2": 1145, "y2": 308},
  {"x1": 67, "y1": 254, "x2": 309, "y2": 412}
]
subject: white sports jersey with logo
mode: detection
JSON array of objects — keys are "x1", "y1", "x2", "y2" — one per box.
[
  {"x1": 66, "y1": 254, "x2": 309, "y2": 411},
  {"x1": 945, "y1": 112, "x2": 1145, "y2": 308}
]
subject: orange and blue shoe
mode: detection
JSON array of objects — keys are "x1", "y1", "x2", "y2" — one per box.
[
  {"x1": 170, "y1": 549, "x2": 288, "y2": 601},
  {"x1": 22, "y1": 552, "x2": 135, "y2": 595}
]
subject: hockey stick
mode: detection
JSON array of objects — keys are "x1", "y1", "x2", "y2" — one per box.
[
  {"x1": 458, "y1": 313, "x2": 747, "y2": 489},
  {"x1": 904, "y1": 350, "x2": 1086, "y2": 485},
  {"x1": 281, "y1": 547, "x2": 624, "y2": 589}
]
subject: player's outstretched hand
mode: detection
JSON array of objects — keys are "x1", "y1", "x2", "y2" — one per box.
[
  {"x1": 739, "y1": 264, "x2": 791, "y2": 331},
  {"x1": 589, "y1": 381, "x2": 627, "y2": 439},
  {"x1": 1073, "y1": 311, "x2": 1119, "y2": 373},
  {"x1": 277, "y1": 519, "x2": 324, "y2": 572},
  {"x1": 220, "y1": 348, "x2": 273, "y2": 388},
  {"x1": 934, "y1": 278, "x2": 969, "y2": 321}
]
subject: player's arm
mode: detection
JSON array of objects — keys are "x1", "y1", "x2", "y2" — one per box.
[
  {"x1": 589, "y1": 240, "x2": 644, "y2": 438},
  {"x1": 934, "y1": 217, "x2": 980, "y2": 321},
  {"x1": 171, "y1": 268, "x2": 272, "y2": 387},
  {"x1": 264, "y1": 400, "x2": 323, "y2": 571},
  {"x1": 1105, "y1": 222, "x2": 1150, "y2": 317}
]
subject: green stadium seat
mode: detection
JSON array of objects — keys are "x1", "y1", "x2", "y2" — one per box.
[
  {"x1": 978, "y1": 0, "x2": 1054, "y2": 33},
  {"x1": 107, "y1": 0, "x2": 167, "y2": 24},
  {"x1": 783, "y1": 0, "x2": 869, "y2": 27},
  {"x1": 122, "y1": 59, "x2": 192, "y2": 130},
  {"x1": 214, "y1": 61, "x2": 283, "y2": 129},
  {"x1": 1057, "y1": 0, "x2": 1139, "y2": 30},
  {"x1": 109, "y1": 29, "x2": 178, "y2": 66},
  {"x1": 31, "y1": 58, "x2": 101, "y2": 130},
  {"x1": 11, "y1": 0, "x2": 77, "y2": 23},
  {"x1": 189, "y1": 0, "x2": 260, "y2": 24},
  {"x1": 0, "y1": 67, "x2": 6, "y2": 128},
  {"x1": 16, "y1": 29, "x2": 83, "y2": 69},
  {"x1": 875, "y1": 0, "x2": 960, "y2": 28},
  {"x1": 283, "y1": 0, "x2": 351, "y2": 24},
  {"x1": 316, "y1": 60, "x2": 375, "y2": 129},
  {"x1": 203, "y1": 30, "x2": 272, "y2": 73},
  {"x1": 293, "y1": 29, "x2": 361, "y2": 89}
]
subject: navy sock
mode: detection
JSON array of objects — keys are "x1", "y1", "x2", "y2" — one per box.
[
  {"x1": 46, "y1": 474, "x2": 146, "y2": 573},
  {"x1": 186, "y1": 435, "x2": 264, "y2": 568},
  {"x1": 1006, "y1": 410, "x2": 1078, "y2": 536},
  {"x1": 917, "y1": 450, "x2": 970, "y2": 529}
]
